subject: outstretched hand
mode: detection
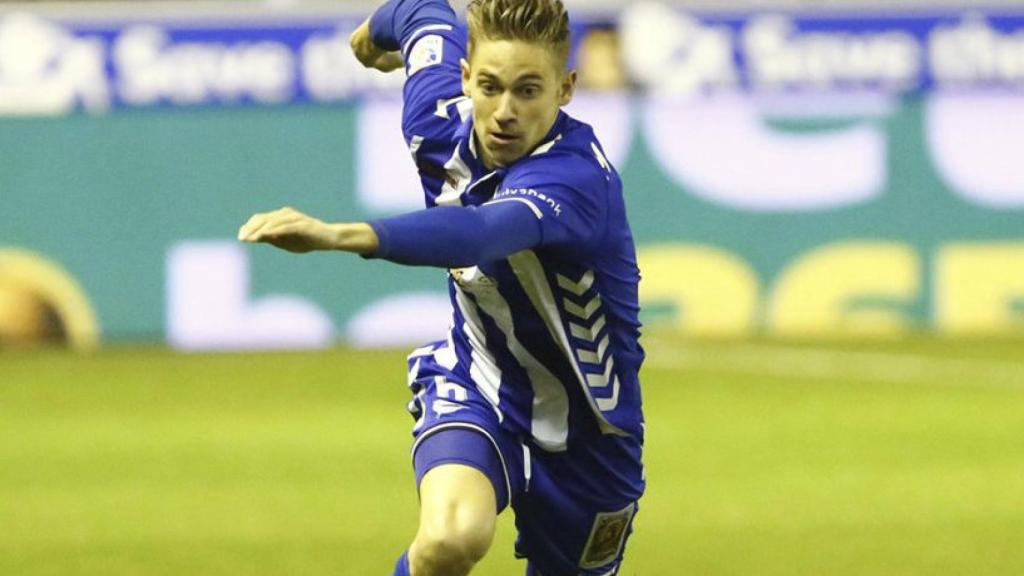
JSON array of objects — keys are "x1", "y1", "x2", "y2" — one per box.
[
  {"x1": 238, "y1": 206, "x2": 340, "y2": 253},
  {"x1": 350, "y1": 18, "x2": 405, "y2": 73}
]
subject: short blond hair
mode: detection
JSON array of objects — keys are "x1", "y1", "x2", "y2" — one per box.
[{"x1": 466, "y1": 0, "x2": 571, "y2": 68}]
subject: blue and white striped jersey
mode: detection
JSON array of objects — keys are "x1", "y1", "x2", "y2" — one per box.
[{"x1": 388, "y1": 11, "x2": 644, "y2": 451}]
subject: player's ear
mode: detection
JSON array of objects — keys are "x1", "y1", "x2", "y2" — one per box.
[
  {"x1": 461, "y1": 58, "x2": 472, "y2": 96},
  {"x1": 558, "y1": 69, "x2": 577, "y2": 107}
]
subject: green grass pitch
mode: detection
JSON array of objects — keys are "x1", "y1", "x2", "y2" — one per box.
[{"x1": 2, "y1": 336, "x2": 1023, "y2": 575}]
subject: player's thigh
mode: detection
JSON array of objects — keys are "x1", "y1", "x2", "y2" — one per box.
[
  {"x1": 513, "y1": 437, "x2": 644, "y2": 576},
  {"x1": 515, "y1": 490, "x2": 639, "y2": 576},
  {"x1": 416, "y1": 464, "x2": 498, "y2": 556},
  {"x1": 406, "y1": 345, "x2": 521, "y2": 514}
]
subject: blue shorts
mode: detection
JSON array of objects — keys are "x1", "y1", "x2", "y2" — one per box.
[{"x1": 406, "y1": 342, "x2": 645, "y2": 576}]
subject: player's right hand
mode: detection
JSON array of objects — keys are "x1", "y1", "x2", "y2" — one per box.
[
  {"x1": 350, "y1": 18, "x2": 405, "y2": 73},
  {"x1": 238, "y1": 206, "x2": 340, "y2": 254}
]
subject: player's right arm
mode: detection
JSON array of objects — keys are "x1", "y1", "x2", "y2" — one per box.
[
  {"x1": 355, "y1": 0, "x2": 465, "y2": 115},
  {"x1": 239, "y1": 201, "x2": 544, "y2": 267},
  {"x1": 355, "y1": 0, "x2": 468, "y2": 198},
  {"x1": 349, "y1": 20, "x2": 404, "y2": 73}
]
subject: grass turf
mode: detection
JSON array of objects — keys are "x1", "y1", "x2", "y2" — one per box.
[{"x1": 1, "y1": 337, "x2": 1023, "y2": 575}]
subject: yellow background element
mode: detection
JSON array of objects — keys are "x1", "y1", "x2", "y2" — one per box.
[
  {"x1": 767, "y1": 242, "x2": 920, "y2": 337},
  {"x1": 635, "y1": 241, "x2": 1024, "y2": 338},
  {"x1": 937, "y1": 243, "x2": 1024, "y2": 336},
  {"x1": 0, "y1": 248, "x2": 100, "y2": 349},
  {"x1": 638, "y1": 244, "x2": 760, "y2": 337}
]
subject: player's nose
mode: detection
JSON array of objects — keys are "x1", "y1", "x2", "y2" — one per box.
[{"x1": 493, "y1": 92, "x2": 517, "y2": 122}]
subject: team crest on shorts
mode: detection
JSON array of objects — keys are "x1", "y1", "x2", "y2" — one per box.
[{"x1": 579, "y1": 503, "x2": 636, "y2": 569}]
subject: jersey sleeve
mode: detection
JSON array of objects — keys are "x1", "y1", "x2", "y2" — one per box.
[
  {"x1": 398, "y1": 22, "x2": 468, "y2": 159},
  {"x1": 367, "y1": 201, "x2": 542, "y2": 268},
  {"x1": 368, "y1": 0, "x2": 468, "y2": 201},
  {"x1": 368, "y1": 0, "x2": 454, "y2": 52},
  {"x1": 488, "y1": 151, "x2": 611, "y2": 254},
  {"x1": 369, "y1": 0, "x2": 465, "y2": 143}
]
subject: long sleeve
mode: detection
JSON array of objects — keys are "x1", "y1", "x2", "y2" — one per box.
[
  {"x1": 368, "y1": 0, "x2": 457, "y2": 52},
  {"x1": 367, "y1": 201, "x2": 543, "y2": 268},
  {"x1": 368, "y1": 0, "x2": 466, "y2": 208}
]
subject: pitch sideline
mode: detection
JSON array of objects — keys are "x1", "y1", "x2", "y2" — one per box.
[{"x1": 642, "y1": 340, "x2": 1024, "y2": 389}]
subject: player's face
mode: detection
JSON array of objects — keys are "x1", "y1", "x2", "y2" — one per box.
[{"x1": 462, "y1": 38, "x2": 576, "y2": 169}]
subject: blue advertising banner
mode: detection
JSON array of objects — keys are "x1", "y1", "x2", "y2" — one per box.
[
  {"x1": 0, "y1": 12, "x2": 401, "y2": 114},
  {"x1": 0, "y1": 10, "x2": 598, "y2": 113},
  {"x1": 1, "y1": 7, "x2": 1022, "y2": 116},
  {"x1": 619, "y1": 6, "x2": 1024, "y2": 95}
]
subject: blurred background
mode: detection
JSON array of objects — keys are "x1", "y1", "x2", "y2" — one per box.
[
  {"x1": 1, "y1": 0, "x2": 1023, "y2": 574},
  {"x1": 2, "y1": 0, "x2": 1024, "y2": 349}
]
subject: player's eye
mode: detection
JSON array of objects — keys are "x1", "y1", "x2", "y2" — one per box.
[
  {"x1": 518, "y1": 85, "x2": 541, "y2": 98},
  {"x1": 479, "y1": 82, "x2": 500, "y2": 96}
]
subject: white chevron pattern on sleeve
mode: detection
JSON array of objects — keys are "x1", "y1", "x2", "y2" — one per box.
[
  {"x1": 585, "y1": 359, "x2": 616, "y2": 389},
  {"x1": 576, "y1": 335, "x2": 610, "y2": 365},
  {"x1": 556, "y1": 270, "x2": 595, "y2": 296},
  {"x1": 563, "y1": 294, "x2": 603, "y2": 320}
]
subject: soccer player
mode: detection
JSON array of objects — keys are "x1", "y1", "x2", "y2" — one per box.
[{"x1": 238, "y1": 0, "x2": 645, "y2": 574}]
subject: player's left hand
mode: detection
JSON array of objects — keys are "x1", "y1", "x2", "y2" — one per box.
[{"x1": 238, "y1": 206, "x2": 340, "y2": 253}]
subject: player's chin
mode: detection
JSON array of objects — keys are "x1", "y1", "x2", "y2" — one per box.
[{"x1": 490, "y1": 147, "x2": 528, "y2": 167}]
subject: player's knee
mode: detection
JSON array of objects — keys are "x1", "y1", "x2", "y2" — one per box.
[
  {"x1": 412, "y1": 501, "x2": 494, "y2": 574},
  {"x1": 411, "y1": 533, "x2": 487, "y2": 575},
  {"x1": 411, "y1": 464, "x2": 497, "y2": 574}
]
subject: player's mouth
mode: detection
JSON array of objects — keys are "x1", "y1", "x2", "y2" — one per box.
[{"x1": 488, "y1": 131, "x2": 520, "y2": 147}]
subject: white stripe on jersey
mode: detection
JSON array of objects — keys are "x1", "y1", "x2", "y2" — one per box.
[
  {"x1": 458, "y1": 276, "x2": 570, "y2": 452},
  {"x1": 485, "y1": 197, "x2": 544, "y2": 219},
  {"x1": 437, "y1": 145, "x2": 472, "y2": 206},
  {"x1": 507, "y1": 251, "x2": 627, "y2": 435},
  {"x1": 434, "y1": 345, "x2": 458, "y2": 371},
  {"x1": 453, "y1": 285, "x2": 504, "y2": 423},
  {"x1": 408, "y1": 357, "x2": 422, "y2": 387},
  {"x1": 408, "y1": 134, "x2": 424, "y2": 162},
  {"x1": 530, "y1": 133, "x2": 563, "y2": 157},
  {"x1": 407, "y1": 344, "x2": 435, "y2": 360},
  {"x1": 401, "y1": 23, "x2": 454, "y2": 56},
  {"x1": 434, "y1": 96, "x2": 473, "y2": 121},
  {"x1": 434, "y1": 329, "x2": 458, "y2": 370}
]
